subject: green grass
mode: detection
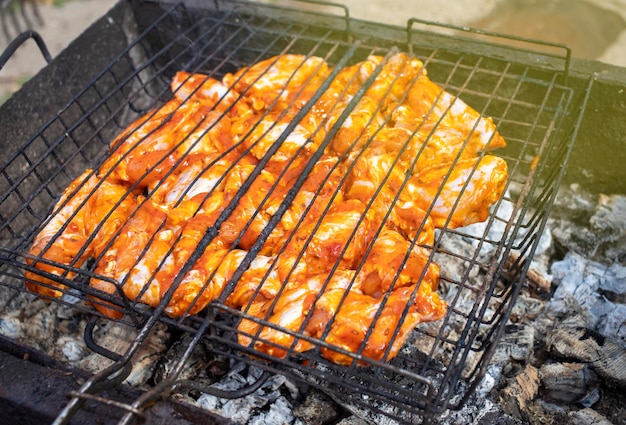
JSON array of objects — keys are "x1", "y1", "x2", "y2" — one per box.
[{"x1": 0, "y1": 75, "x2": 32, "y2": 106}]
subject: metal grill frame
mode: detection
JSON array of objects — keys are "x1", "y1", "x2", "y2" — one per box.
[{"x1": 0, "y1": 1, "x2": 590, "y2": 424}]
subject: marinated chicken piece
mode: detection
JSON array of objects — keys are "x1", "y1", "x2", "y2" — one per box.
[
  {"x1": 100, "y1": 101, "x2": 233, "y2": 185},
  {"x1": 101, "y1": 99, "x2": 181, "y2": 159},
  {"x1": 277, "y1": 199, "x2": 378, "y2": 283},
  {"x1": 226, "y1": 254, "x2": 282, "y2": 309},
  {"x1": 263, "y1": 154, "x2": 345, "y2": 254},
  {"x1": 25, "y1": 170, "x2": 138, "y2": 299},
  {"x1": 259, "y1": 55, "x2": 383, "y2": 157},
  {"x1": 358, "y1": 127, "x2": 412, "y2": 159},
  {"x1": 344, "y1": 150, "x2": 406, "y2": 202},
  {"x1": 388, "y1": 200, "x2": 435, "y2": 246},
  {"x1": 405, "y1": 74, "x2": 506, "y2": 151},
  {"x1": 91, "y1": 187, "x2": 229, "y2": 318},
  {"x1": 170, "y1": 71, "x2": 250, "y2": 116},
  {"x1": 148, "y1": 152, "x2": 218, "y2": 207},
  {"x1": 330, "y1": 96, "x2": 385, "y2": 155},
  {"x1": 356, "y1": 228, "x2": 440, "y2": 298},
  {"x1": 403, "y1": 155, "x2": 509, "y2": 229},
  {"x1": 329, "y1": 53, "x2": 425, "y2": 154},
  {"x1": 344, "y1": 142, "x2": 435, "y2": 245},
  {"x1": 164, "y1": 243, "x2": 237, "y2": 318},
  {"x1": 390, "y1": 106, "x2": 501, "y2": 175},
  {"x1": 239, "y1": 270, "x2": 357, "y2": 357},
  {"x1": 300, "y1": 59, "x2": 371, "y2": 142},
  {"x1": 90, "y1": 200, "x2": 169, "y2": 317},
  {"x1": 324, "y1": 57, "x2": 385, "y2": 154},
  {"x1": 222, "y1": 54, "x2": 329, "y2": 113},
  {"x1": 149, "y1": 152, "x2": 241, "y2": 209},
  {"x1": 245, "y1": 276, "x2": 322, "y2": 357},
  {"x1": 219, "y1": 169, "x2": 284, "y2": 249},
  {"x1": 307, "y1": 280, "x2": 446, "y2": 365},
  {"x1": 411, "y1": 124, "x2": 478, "y2": 172},
  {"x1": 238, "y1": 113, "x2": 317, "y2": 162},
  {"x1": 365, "y1": 53, "x2": 425, "y2": 106}
]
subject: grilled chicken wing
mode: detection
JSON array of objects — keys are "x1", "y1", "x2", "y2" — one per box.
[
  {"x1": 164, "y1": 244, "x2": 236, "y2": 318},
  {"x1": 219, "y1": 169, "x2": 284, "y2": 250},
  {"x1": 226, "y1": 254, "x2": 281, "y2": 309},
  {"x1": 238, "y1": 269, "x2": 357, "y2": 357},
  {"x1": 170, "y1": 71, "x2": 244, "y2": 114},
  {"x1": 91, "y1": 188, "x2": 229, "y2": 318}
]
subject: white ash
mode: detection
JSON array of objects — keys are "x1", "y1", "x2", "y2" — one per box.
[
  {"x1": 481, "y1": 190, "x2": 626, "y2": 425},
  {"x1": 460, "y1": 193, "x2": 553, "y2": 260},
  {"x1": 0, "y1": 285, "x2": 170, "y2": 388},
  {"x1": 58, "y1": 335, "x2": 87, "y2": 362},
  {"x1": 195, "y1": 362, "x2": 301, "y2": 425},
  {"x1": 0, "y1": 312, "x2": 22, "y2": 339},
  {"x1": 550, "y1": 251, "x2": 626, "y2": 343},
  {"x1": 568, "y1": 408, "x2": 615, "y2": 425},
  {"x1": 551, "y1": 185, "x2": 626, "y2": 262}
]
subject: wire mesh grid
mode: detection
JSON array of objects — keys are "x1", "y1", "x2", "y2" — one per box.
[{"x1": 0, "y1": 0, "x2": 586, "y2": 423}]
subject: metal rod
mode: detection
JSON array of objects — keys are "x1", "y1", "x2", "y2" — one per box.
[{"x1": 0, "y1": 30, "x2": 51, "y2": 71}]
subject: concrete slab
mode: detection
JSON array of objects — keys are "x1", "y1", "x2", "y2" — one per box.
[{"x1": 2, "y1": 0, "x2": 626, "y2": 102}]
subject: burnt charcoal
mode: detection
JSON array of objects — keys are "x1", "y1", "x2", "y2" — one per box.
[
  {"x1": 491, "y1": 324, "x2": 535, "y2": 363},
  {"x1": 551, "y1": 221, "x2": 599, "y2": 258},
  {"x1": 499, "y1": 364, "x2": 540, "y2": 421},
  {"x1": 589, "y1": 194, "x2": 626, "y2": 259},
  {"x1": 547, "y1": 326, "x2": 626, "y2": 388},
  {"x1": 578, "y1": 387, "x2": 601, "y2": 408},
  {"x1": 552, "y1": 192, "x2": 626, "y2": 262},
  {"x1": 539, "y1": 363, "x2": 600, "y2": 404},
  {"x1": 293, "y1": 389, "x2": 341, "y2": 425},
  {"x1": 550, "y1": 252, "x2": 626, "y2": 344},
  {"x1": 551, "y1": 183, "x2": 597, "y2": 224},
  {"x1": 195, "y1": 363, "x2": 300, "y2": 425},
  {"x1": 567, "y1": 408, "x2": 615, "y2": 425},
  {"x1": 152, "y1": 333, "x2": 218, "y2": 385},
  {"x1": 336, "y1": 416, "x2": 369, "y2": 425}
]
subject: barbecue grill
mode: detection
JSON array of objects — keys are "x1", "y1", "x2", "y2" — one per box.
[{"x1": 0, "y1": 1, "x2": 593, "y2": 424}]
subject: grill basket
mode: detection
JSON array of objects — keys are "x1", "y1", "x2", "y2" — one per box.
[{"x1": 0, "y1": 0, "x2": 589, "y2": 423}]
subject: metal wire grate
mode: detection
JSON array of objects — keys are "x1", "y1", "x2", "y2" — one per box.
[{"x1": 0, "y1": 1, "x2": 589, "y2": 424}]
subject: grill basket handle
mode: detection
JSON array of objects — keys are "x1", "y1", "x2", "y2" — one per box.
[
  {"x1": 0, "y1": 30, "x2": 51, "y2": 72},
  {"x1": 406, "y1": 17, "x2": 572, "y2": 81},
  {"x1": 246, "y1": 0, "x2": 351, "y2": 34}
]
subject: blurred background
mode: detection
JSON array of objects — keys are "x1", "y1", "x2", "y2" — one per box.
[{"x1": 1, "y1": 0, "x2": 626, "y2": 104}]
